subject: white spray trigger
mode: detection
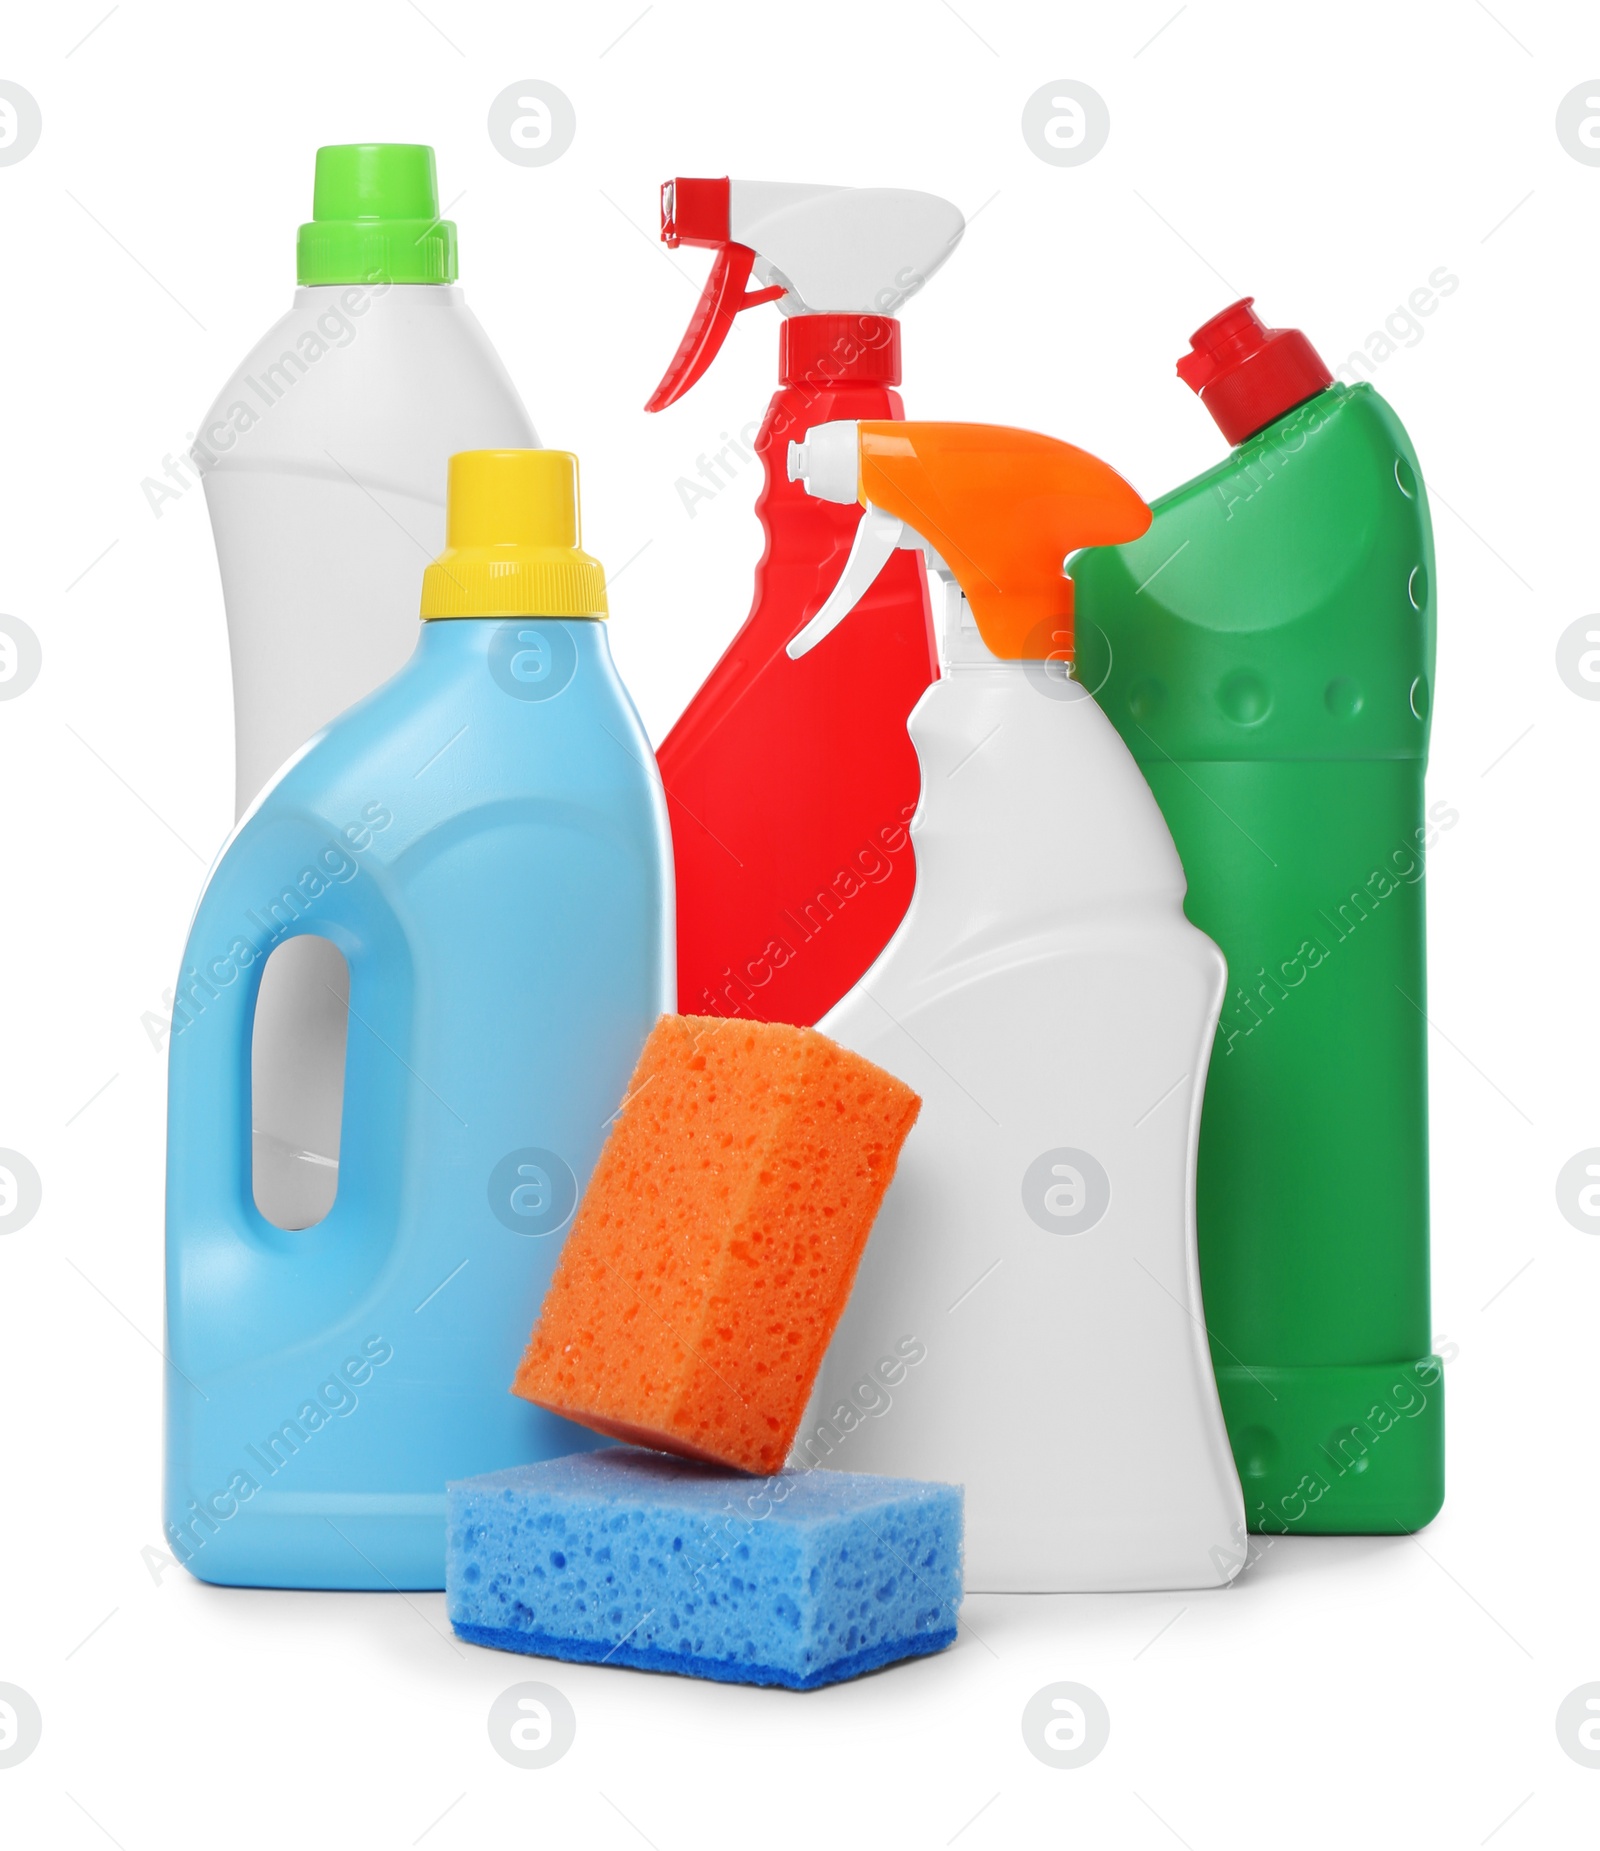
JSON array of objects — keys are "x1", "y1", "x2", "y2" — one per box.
[{"x1": 787, "y1": 504, "x2": 911, "y2": 658}]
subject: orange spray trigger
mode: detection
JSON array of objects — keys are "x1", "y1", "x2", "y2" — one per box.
[{"x1": 855, "y1": 423, "x2": 1151, "y2": 661}]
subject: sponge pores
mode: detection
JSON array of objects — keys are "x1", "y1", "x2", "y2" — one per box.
[{"x1": 511, "y1": 1014, "x2": 920, "y2": 1474}]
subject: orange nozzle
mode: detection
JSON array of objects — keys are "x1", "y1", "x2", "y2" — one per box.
[{"x1": 856, "y1": 422, "x2": 1151, "y2": 660}]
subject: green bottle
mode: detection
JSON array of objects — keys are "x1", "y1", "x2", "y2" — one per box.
[{"x1": 1071, "y1": 300, "x2": 1442, "y2": 1535}]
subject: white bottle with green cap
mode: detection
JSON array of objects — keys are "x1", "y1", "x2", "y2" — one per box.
[{"x1": 196, "y1": 143, "x2": 536, "y2": 1232}]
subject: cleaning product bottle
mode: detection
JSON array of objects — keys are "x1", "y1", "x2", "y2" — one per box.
[
  {"x1": 646, "y1": 178, "x2": 964, "y2": 1027},
  {"x1": 1070, "y1": 299, "x2": 1442, "y2": 1535},
  {"x1": 164, "y1": 450, "x2": 673, "y2": 1591},
  {"x1": 788, "y1": 421, "x2": 1246, "y2": 1592},
  {"x1": 198, "y1": 144, "x2": 537, "y2": 1233}
]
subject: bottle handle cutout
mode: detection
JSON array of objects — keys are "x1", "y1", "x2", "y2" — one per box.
[{"x1": 165, "y1": 827, "x2": 413, "y2": 1357}]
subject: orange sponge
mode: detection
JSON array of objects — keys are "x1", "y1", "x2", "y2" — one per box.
[{"x1": 512, "y1": 1014, "x2": 920, "y2": 1475}]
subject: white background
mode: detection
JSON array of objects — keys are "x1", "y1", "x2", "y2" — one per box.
[{"x1": 0, "y1": 0, "x2": 1594, "y2": 1844}]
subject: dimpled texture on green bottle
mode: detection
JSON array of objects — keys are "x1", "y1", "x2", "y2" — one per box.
[
  {"x1": 297, "y1": 143, "x2": 457, "y2": 286},
  {"x1": 1072, "y1": 382, "x2": 1442, "y2": 1535}
]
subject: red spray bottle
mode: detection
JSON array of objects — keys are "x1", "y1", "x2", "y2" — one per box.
[{"x1": 647, "y1": 178, "x2": 964, "y2": 1025}]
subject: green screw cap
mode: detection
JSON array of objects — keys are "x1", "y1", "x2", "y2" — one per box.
[{"x1": 296, "y1": 144, "x2": 458, "y2": 286}]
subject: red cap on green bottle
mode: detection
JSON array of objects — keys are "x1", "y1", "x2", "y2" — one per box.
[
  {"x1": 1177, "y1": 298, "x2": 1332, "y2": 446},
  {"x1": 296, "y1": 144, "x2": 457, "y2": 286}
]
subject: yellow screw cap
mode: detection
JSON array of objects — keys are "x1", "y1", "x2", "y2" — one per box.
[{"x1": 420, "y1": 450, "x2": 609, "y2": 620}]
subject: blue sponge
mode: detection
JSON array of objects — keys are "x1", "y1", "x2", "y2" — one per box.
[{"x1": 446, "y1": 1449, "x2": 962, "y2": 1689}]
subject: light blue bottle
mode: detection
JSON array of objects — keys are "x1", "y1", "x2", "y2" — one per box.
[{"x1": 164, "y1": 450, "x2": 673, "y2": 1590}]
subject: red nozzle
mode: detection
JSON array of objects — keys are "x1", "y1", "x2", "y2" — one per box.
[
  {"x1": 660, "y1": 176, "x2": 730, "y2": 248},
  {"x1": 646, "y1": 176, "x2": 785, "y2": 411},
  {"x1": 1177, "y1": 298, "x2": 1332, "y2": 446}
]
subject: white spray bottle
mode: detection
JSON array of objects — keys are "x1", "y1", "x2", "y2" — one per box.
[
  {"x1": 195, "y1": 144, "x2": 536, "y2": 1231},
  {"x1": 786, "y1": 420, "x2": 1245, "y2": 1592}
]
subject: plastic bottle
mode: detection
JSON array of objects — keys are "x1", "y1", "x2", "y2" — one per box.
[
  {"x1": 1070, "y1": 300, "x2": 1442, "y2": 1535},
  {"x1": 198, "y1": 144, "x2": 537, "y2": 1232},
  {"x1": 164, "y1": 450, "x2": 673, "y2": 1591},
  {"x1": 788, "y1": 420, "x2": 1246, "y2": 1592},
  {"x1": 646, "y1": 178, "x2": 963, "y2": 1026}
]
